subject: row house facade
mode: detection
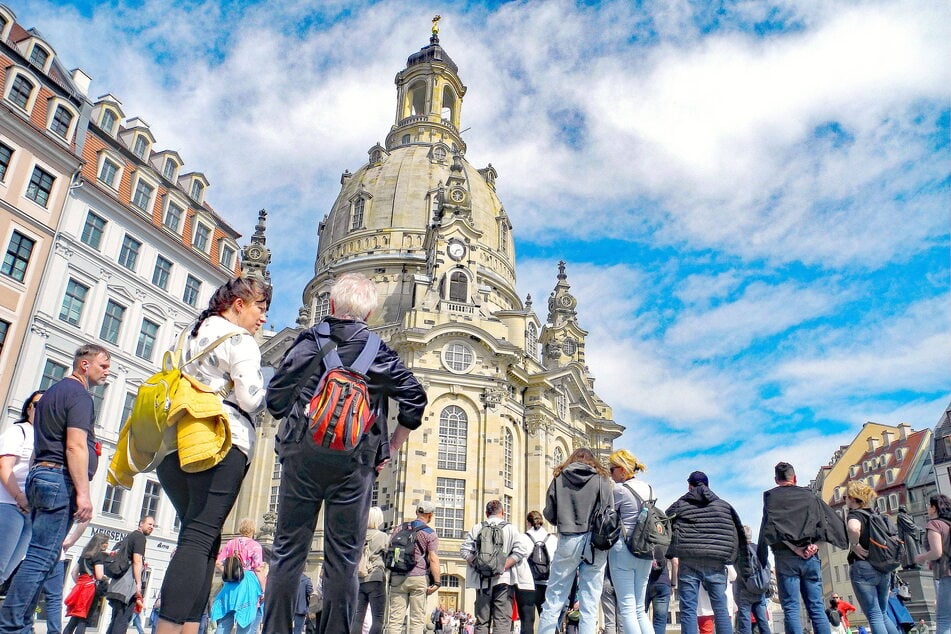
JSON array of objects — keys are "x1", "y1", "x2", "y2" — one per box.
[{"x1": 0, "y1": 4, "x2": 249, "y2": 628}]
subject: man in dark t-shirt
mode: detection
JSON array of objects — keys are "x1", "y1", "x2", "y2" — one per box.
[
  {"x1": 107, "y1": 516, "x2": 155, "y2": 634},
  {"x1": 0, "y1": 344, "x2": 110, "y2": 634}
]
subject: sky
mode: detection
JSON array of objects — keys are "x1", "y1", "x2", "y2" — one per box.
[{"x1": 15, "y1": 0, "x2": 950, "y2": 525}]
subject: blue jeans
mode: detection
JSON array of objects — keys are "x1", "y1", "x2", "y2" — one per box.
[
  {"x1": 0, "y1": 503, "x2": 31, "y2": 586},
  {"x1": 215, "y1": 611, "x2": 257, "y2": 634},
  {"x1": 536, "y1": 533, "x2": 608, "y2": 634},
  {"x1": 0, "y1": 466, "x2": 75, "y2": 634},
  {"x1": 937, "y1": 577, "x2": 951, "y2": 634},
  {"x1": 849, "y1": 561, "x2": 899, "y2": 634},
  {"x1": 42, "y1": 559, "x2": 65, "y2": 634},
  {"x1": 775, "y1": 555, "x2": 829, "y2": 634},
  {"x1": 608, "y1": 540, "x2": 653, "y2": 634},
  {"x1": 735, "y1": 593, "x2": 772, "y2": 634},
  {"x1": 678, "y1": 560, "x2": 733, "y2": 634},
  {"x1": 647, "y1": 582, "x2": 671, "y2": 634}
]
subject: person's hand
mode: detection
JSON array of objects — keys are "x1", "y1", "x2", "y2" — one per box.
[
  {"x1": 74, "y1": 491, "x2": 92, "y2": 523},
  {"x1": 15, "y1": 491, "x2": 29, "y2": 513},
  {"x1": 375, "y1": 458, "x2": 391, "y2": 474},
  {"x1": 803, "y1": 543, "x2": 818, "y2": 558},
  {"x1": 852, "y1": 543, "x2": 868, "y2": 558},
  {"x1": 426, "y1": 584, "x2": 439, "y2": 595}
]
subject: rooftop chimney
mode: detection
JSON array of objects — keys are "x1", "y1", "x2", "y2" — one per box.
[
  {"x1": 868, "y1": 437, "x2": 881, "y2": 452},
  {"x1": 70, "y1": 68, "x2": 91, "y2": 96},
  {"x1": 898, "y1": 423, "x2": 912, "y2": 440},
  {"x1": 882, "y1": 430, "x2": 897, "y2": 446}
]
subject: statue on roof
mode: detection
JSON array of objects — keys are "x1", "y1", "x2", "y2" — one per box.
[{"x1": 432, "y1": 14, "x2": 441, "y2": 36}]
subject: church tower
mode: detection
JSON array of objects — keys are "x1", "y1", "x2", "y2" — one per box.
[{"x1": 239, "y1": 24, "x2": 622, "y2": 613}]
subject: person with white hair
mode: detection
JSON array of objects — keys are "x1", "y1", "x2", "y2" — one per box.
[{"x1": 263, "y1": 273, "x2": 428, "y2": 634}]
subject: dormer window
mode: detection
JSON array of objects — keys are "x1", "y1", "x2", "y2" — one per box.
[
  {"x1": 163, "y1": 159, "x2": 178, "y2": 181},
  {"x1": 97, "y1": 155, "x2": 122, "y2": 189},
  {"x1": 130, "y1": 175, "x2": 157, "y2": 212},
  {"x1": 163, "y1": 200, "x2": 183, "y2": 232},
  {"x1": 48, "y1": 103, "x2": 76, "y2": 140},
  {"x1": 99, "y1": 108, "x2": 118, "y2": 135},
  {"x1": 193, "y1": 222, "x2": 211, "y2": 253},
  {"x1": 28, "y1": 45, "x2": 50, "y2": 70},
  {"x1": 370, "y1": 149, "x2": 382, "y2": 163},
  {"x1": 351, "y1": 198, "x2": 365, "y2": 230},
  {"x1": 219, "y1": 242, "x2": 236, "y2": 269},
  {"x1": 132, "y1": 135, "x2": 149, "y2": 159},
  {"x1": 6, "y1": 74, "x2": 35, "y2": 111},
  {"x1": 190, "y1": 180, "x2": 204, "y2": 201}
]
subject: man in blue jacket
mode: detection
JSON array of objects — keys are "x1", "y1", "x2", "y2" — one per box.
[{"x1": 263, "y1": 273, "x2": 427, "y2": 634}]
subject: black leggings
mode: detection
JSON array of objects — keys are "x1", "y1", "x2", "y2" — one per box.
[{"x1": 156, "y1": 448, "x2": 247, "y2": 624}]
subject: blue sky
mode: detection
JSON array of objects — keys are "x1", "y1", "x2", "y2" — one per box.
[{"x1": 16, "y1": 0, "x2": 950, "y2": 523}]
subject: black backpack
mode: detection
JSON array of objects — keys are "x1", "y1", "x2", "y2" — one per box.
[
  {"x1": 741, "y1": 543, "x2": 771, "y2": 595},
  {"x1": 385, "y1": 522, "x2": 424, "y2": 574},
  {"x1": 589, "y1": 480, "x2": 621, "y2": 551},
  {"x1": 827, "y1": 608, "x2": 842, "y2": 626},
  {"x1": 104, "y1": 536, "x2": 132, "y2": 579},
  {"x1": 621, "y1": 483, "x2": 671, "y2": 559},
  {"x1": 527, "y1": 533, "x2": 551, "y2": 582},
  {"x1": 472, "y1": 522, "x2": 508, "y2": 582},
  {"x1": 857, "y1": 508, "x2": 904, "y2": 573}
]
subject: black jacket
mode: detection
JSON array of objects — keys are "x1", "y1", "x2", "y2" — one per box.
[
  {"x1": 543, "y1": 463, "x2": 612, "y2": 534},
  {"x1": 665, "y1": 484, "x2": 746, "y2": 565},
  {"x1": 267, "y1": 317, "x2": 427, "y2": 466},
  {"x1": 757, "y1": 484, "x2": 847, "y2": 561}
]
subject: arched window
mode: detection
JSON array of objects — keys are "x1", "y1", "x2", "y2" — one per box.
[
  {"x1": 438, "y1": 405, "x2": 467, "y2": 471},
  {"x1": 500, "y1": 222, "x2": 509, "y2": 254},
  {"x1": 553, "y1": 446, "x2": 565, "y2": 468},
  {"x1": 526, "y1": 323, "x2": 538, "y2": 359},
  {"x1": 448, "y1": 271, "x2": 467, "y2": 303},
  {"x1": 408, "y1": 81, "x2": 426, "y2": 116},
  {"x1": 441, "y1": 86, "x2": 456, "y2": 123},
  {"x1": 503, "y1": 428, "x2": 514, "y2": 489},
  {"x1": 351, "y1": 198, "x2": 365, "y2": 230},
  {"x1": 315, "y1": 293, "x2": 330, "y2": 319}
]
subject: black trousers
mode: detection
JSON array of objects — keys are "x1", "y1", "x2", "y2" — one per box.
[
  {"x1": 262, "y1": 440, "x2": 376, "y2": 634},
  {"x1": 351, "y1": 579, "x2": 386, "y2": 634},
  {"x1": 516, "y1": 587, "x2": 538, "y2": 634},
  {"x1": 475, "y1": 583, "x2": 512, "y2": 634},
  {"x1": 156, "y1": 448, "x2": 248, "y2": 624},
  {"x1": 107, "y1": 598, "x2": 136, "y2": 634}
]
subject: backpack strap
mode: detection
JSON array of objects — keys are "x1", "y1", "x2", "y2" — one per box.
[{"x1": 316, "y1": 322, "x2": 380, "y2": 374}]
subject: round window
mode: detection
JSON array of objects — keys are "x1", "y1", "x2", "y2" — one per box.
[
  {"x1": 562, "y1": 338, "x2": 577, "y2": 356},
  {"x1": 442, "y1": 342, "x2": 475, "y2": 373}
]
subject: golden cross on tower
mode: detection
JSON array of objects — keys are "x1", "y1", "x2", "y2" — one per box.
[{"x1": 432, "y1": 14, "x2": 441, "y2": 36}]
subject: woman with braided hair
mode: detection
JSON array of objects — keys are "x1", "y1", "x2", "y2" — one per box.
[{"x1": 155, "y1": 277, "x2": 271, "y2": 634}]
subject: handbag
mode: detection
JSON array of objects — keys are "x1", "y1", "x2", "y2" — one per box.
[{"x1": 221, "y1": 538, "x2": 245, "y2": 583}]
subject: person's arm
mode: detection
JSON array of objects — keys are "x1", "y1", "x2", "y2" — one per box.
[
  {"x1": 915, "y1": 527, "x2": 943, "y2": 564},
  {"x1": 266, "y1": 332, "x2": 318, "y2": 419},
  {"x1": 505, "y1": 527, "x2": 528, "y2": 570},
  {"x1": 228, "y1": 337, "x2": 266, "y2": 414},
  {"x1": 93, "y1": 562, "x2": 105, "y2": 581},
  {"x1": 133, "y1": 550, "x2": 144, "y2": 596},
  {"x1": 0, "y1": 455, "x2": 28, "y2": 512},
  {"x1": 63, "y1": 520, "x2": 89, "y2": 551},
  {"x1": 840, "y1": 599, "x2": 857, "y2": 614},
  {"x1": 847, "y1": 516, "x2": 868, "y2": 558},
  {"x1": 65, "y1": 427, "x2": 92, "y2": 523},
  {"x1": 670, "y1": 557, "x2": 679, "y2": 589},
  {"x1": 543, "y1": 479, "x2": 557, "y2": 525},
  {"x1": 427, "y1": 545, "x2": 441, "y2": 595}
]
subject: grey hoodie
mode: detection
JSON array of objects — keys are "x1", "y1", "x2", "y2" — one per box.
[{"x1": 543, "y1": 462, "x2": 612, "y2": 534}]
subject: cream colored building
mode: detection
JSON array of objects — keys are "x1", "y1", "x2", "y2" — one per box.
[{"x1": 230, "y1": 32, "x2": 622, "y2": 612}]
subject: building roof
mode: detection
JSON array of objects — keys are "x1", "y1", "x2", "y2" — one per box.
[
  {"x1": 932, "y1": 401, "x2": 951, "y2": 463},
  {"x1": 406, "y1": 34, "x2": 458, "y2": 74}
]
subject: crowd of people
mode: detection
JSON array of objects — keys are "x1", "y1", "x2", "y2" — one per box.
[{"x1": 0, "y1": 270, "x2": 949, "y2": 634}]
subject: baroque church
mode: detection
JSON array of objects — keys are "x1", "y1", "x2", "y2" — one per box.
[{"x1": 233, "y1": 29, "x2": 622, "y2": 611}]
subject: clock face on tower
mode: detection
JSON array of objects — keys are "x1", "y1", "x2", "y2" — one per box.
[
  {"x1": 247, "y1": 246, "x2": 263, "y2": 260},
  {"x1": 449, "y1": 188, "x2": 466, "y2": 203},
  {"x1": 560, "y1": 295, "x2": 573, "y2": 307},
  {"x1": 447, "y1": 239, "x2": 466, "y2": 261}
]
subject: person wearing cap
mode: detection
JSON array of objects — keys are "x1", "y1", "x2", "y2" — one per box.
[
  {"x1": 263, "y1": 273, "x2": 428, "y2": 634},
  {"x1": 665, "y1": 470, "x2": 748, "y2": 634},
  {"x1": 757, "y1": 462, "x2": 846, "y2": 634},
  {"x1": 385, "y1": 502, "x2": 440, "y2": 634}
]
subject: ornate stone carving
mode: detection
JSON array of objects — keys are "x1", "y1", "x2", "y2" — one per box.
[
  {"x1": 30, "y1": 324, "x2": 50, "y2": 338},
  {"x1": 53, "y1": 239, "x2": 74, "y2": 258},
  {"x1": 525, "y1": 413, "x2": 546, "y2": 436}
]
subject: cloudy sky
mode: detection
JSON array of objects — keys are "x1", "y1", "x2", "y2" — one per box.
[{"x1": 18, "y1": 0, "x2": 950, "y2": 522}]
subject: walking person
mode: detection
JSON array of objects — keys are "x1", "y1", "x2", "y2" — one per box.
[
  {"x1": 845, "y1": 481, "x2": 901, "y2": 634},
  {"x1": 608, "y1": 449, "x2": 655, "y2": 634},
  {"x1": 914, "y1": 494, "x2": 951, "y2": 634},
  {"x1": 106, "y1": 517, "x2": 155, "y2": 634},
  {"x1": 734, "y1": 526, "x2": 771, "y2": 634},
  {"x1": 63, "y1": 533, "x2": 109, "y2": 634},
  {"x1": 211, "y1": 519, "x2": 265, "y2": 633},
  {"x1": 0, "y1": 344, "x2": 110, "y2": 634},
  {"x1": 293, "y1": 573, "x2": 314, "y2": 634},
  {"x1": 535, "y1": 447, "x2": 613, "y2": 634},
  {"x1": 646, "y1": 544, "x2": 674, "y2": 634},
  {"x1": 263, "y1": 273, "x2": 427, "y2": 634},
  {"x1": 523, "y1": 511, "x2": 555, "y2": 625},
  {"x1": 352, "y1": 507, "x2": 388, "y2": 634},
  {"x1": 0, "y1": 390, "x2": 44, "y2": 586},
  {"x1": 512, "y1": 530, "x2": 537, "y2": 634},
  {"x1": 153, "y1": 277, "x2": 270, "y2": 634}
]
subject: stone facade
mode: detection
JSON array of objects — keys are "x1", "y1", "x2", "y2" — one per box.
[{"x1": 230, "y1": 33, "x2": 622, "y2": 613}]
